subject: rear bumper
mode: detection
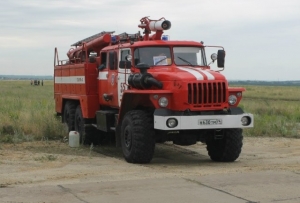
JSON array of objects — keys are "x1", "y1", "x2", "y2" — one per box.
[{"x1": 154, "y1": 110, "x2": 254, "y2": 130}]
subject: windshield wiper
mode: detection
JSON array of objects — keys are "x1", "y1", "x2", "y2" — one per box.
[
  {"x1": 154, "y1": 57, "x2": 167, "y2": 66},
  {"x1": 154, "y1": 57, "x2": 167, "y2": 65},
  {"x1": 177, "y1": 56, "x2": 193, "y2": 66}
]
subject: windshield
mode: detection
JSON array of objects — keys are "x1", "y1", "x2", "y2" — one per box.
[
  {"x1": 174, "y1": 47, "x2": 205, "y2": 66},
  {"x1": 134, "y1": 47, "x2": 171, "y2": 66}
]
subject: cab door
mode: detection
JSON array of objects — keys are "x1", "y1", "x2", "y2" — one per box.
[
  {"x1": 98, "y1": 51, "x2": 108, "y2": 104},
  {"x1": 106, "y1": 50, "x2": 119, "y2": 107},
  {"x1": 118, "y1": 48, "x2": 131, "y2": 106}
]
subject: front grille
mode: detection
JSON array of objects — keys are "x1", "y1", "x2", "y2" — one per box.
[{"x1": 188, "y1": 82, "x2": 226, "y2": 106}]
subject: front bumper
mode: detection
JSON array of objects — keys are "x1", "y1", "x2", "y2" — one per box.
[{"x1": 154, "y1": 113, "x2": 254, "y2": 130}]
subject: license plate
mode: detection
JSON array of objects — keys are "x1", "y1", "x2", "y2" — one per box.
[{"x1": 198, "y1": 119, "x2": 222, "y2": 125}]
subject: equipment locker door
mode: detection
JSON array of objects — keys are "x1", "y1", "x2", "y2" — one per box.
[{"x1": 118, "y1": 48, "x2": 131, "y2": 106}]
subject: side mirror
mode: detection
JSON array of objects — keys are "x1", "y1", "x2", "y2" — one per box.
[{"x1": 217, "y1": 50, "x2": 225, "y2": 68}]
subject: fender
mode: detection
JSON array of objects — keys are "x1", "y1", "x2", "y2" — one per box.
[
  {"x1": 118, "y1": 89, "x2": 173, "y2": 123},
  {"x1": 60, "y1": 95, "x2": 98, "y2": 119},
  {"x1": 228, "y1": 87, "x2": 245, "y2": 107},
  {"x1": 115, "y1": 90, "x2": 172, "y2": 147}
]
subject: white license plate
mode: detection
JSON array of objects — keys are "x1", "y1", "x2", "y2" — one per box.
[{"x1": 198, "y1": 119, "x2": 222, "y2": 125}]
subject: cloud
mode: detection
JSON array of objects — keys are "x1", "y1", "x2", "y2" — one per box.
[{"x1": 0, "y1": 0, "x2": 300, "y2": 79}]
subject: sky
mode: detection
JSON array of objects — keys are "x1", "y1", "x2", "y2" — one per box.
[{"x1": 0, "y1": 0, "x2": 299, "y2": 81}]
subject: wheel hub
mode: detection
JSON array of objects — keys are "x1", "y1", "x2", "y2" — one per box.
[{"x1": 124, "y1": 126, "x2": 132, "y2": 149}]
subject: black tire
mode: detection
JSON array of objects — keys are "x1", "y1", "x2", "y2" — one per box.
[
  {"x1": 74, "y1": 105, "x2": 97, "y2": 145},
  {"x1": 206, "y1": 129, "x2": 243, "y2": 162},
  {"x1": 121, "y1": 110, "x2": 155, "y2": 163},
  {"x1": 63, "y1": 101, "x2": 76, "y2": 132}
]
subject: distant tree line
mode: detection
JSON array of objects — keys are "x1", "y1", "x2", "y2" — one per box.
[
  {"x1": 1, "y1": 75, "x2": 300, "y2": 86},
  {"x1": 0, "y1": 75, "x2": 53, "y2": 80},
  {"x1": 229, "y1": 80, "x2": 300, "y2": 86}
]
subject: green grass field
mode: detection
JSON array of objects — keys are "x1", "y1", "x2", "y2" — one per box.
[
  {"x1": 0, "y1": 81, "x2": 299, "y2": 143},
  {"x1": 0, "y1": 80, "x2": 65, "y2": 143},
  {"x1": 239, "y1": 85, "x2": 300, "y2": 138}
]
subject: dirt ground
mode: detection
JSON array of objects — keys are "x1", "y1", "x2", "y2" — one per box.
[{"x1": 0, "y1": 137, "x2": 299, "y2": 188}]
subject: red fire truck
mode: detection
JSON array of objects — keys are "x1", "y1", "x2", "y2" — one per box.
[{"x1": 54, "y1": 16, "x2": 253, "y2": 163}]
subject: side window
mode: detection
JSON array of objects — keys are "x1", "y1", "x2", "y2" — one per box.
[
  {"x1": 100, "y1": 52, "x2": 107, "y2": 67},
  {"x1": 121, "y1": 50, "x2": 130, "y2": 61},
  {"x1": 97, "y1": 52, "x2": 107, "y2": 70},
  {"x1": 120, "y1": 49, "x2": 131, "y2": 69},
  {"x1": 109, "y1": 51, "x2": 118, "y2": 70}
]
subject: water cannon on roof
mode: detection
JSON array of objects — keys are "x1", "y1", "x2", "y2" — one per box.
[
  {"x1": 65, "y1": 17, "x2": 171, "y2": 60},
  {"x1": 138, "y1": 16, "x2": 171, "y2": 41}
]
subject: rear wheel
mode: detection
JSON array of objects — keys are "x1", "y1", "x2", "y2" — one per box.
[
  {"x1": 74, "y1": 105, "x2": 96, "y2": 145},
  {"x1": 121, "y1": 110, "x2": 155, "y2": 163},
  {"x1": 206, "y1": 129, "x2": 243, "y2": 162},
  {"x1": 63, "y1": 101, "x2": 76, "y2": 132}
]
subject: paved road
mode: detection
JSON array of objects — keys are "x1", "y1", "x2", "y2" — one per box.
[
  {"x1": 0, "y1": 137, "x2": 299, "y2": 203},
  {"x1": 1, "y1": 171, "x2": 299, "y2": 203}
]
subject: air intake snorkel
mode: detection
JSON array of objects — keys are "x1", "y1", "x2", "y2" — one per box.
[{"x1": 128, "y1": 63, "x2": 163, "y2": 89}]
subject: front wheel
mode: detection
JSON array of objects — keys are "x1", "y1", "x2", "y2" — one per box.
[
  {"x1": 121, "y1": 110, "x2": 155, "y2": 163},
  {"x1": 206, "y1": 129, "x2": 243, "y2": 162}
]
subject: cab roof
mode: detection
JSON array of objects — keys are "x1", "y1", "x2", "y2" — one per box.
[{"x1": 102, "y1": 40, "x2": 204, "y2": 51}]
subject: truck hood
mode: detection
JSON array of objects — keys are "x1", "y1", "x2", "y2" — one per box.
[{"x1": 151, "y1": 66, "x2": 226, "y2": 81}]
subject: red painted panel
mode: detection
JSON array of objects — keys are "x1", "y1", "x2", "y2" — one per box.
[
  {"x1": 79, "y1": 95, "x2": 99, "y2": 118},
  {"x1": 85, "y1": 63, "x2": 98, "y2": 95},
  {"x1": 98, "y1": 74, "x2": 108, "y2": 105},
  {"x1": 54, "y1": 66, "x2": 61, "y2": 93},
  {"x1": 54, "y1": 93, "x2": 62, "y2": 113},
  {"x1": 70, "y1": 67, "x2": 76, "y2": 94},
  {"x1": 61, "y1": 66, "x2": 69, "y2": 94},
  {"x1": 78, "y1": 65, "x2": 86, "y2": 95}
]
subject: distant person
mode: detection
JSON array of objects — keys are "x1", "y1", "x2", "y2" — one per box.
[{"x1": 42, "y1": 80, "x2": 43, "y2": 86}]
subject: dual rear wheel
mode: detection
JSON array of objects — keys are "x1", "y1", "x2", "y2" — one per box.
[{"x1": 63, "y1": 102, "x2": 95, "y2": 145}]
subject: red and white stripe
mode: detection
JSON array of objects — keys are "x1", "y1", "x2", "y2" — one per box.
[
  {"x1": 54, "y1": 76, "x2": 85, "y2": 84},
  {"x1": 177, "y1": 67, "x2": 215, "y2": 80}
]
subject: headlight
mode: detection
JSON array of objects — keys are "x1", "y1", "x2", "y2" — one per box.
[
  {"x1": 158, "y1": 97, "x2": 168, "y2": 107},
  {"x1": 228, "y1": 95, "x2": 237, "y2": 105},
  {"x1": 167, "y1": 118, "x2": 178, "y2": 128},
  {"x1": 241, "y1": 116, "x2": 251, "y2": 126}
]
